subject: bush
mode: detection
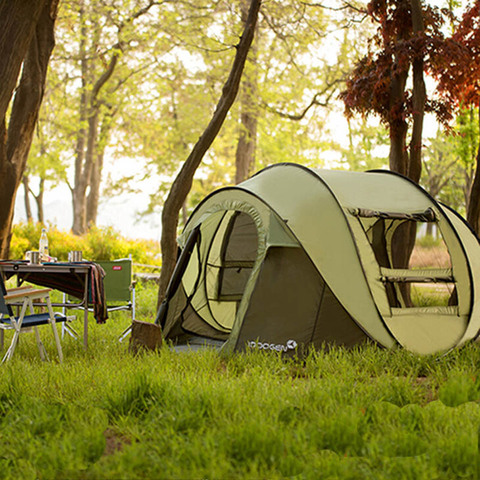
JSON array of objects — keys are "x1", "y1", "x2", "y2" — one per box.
[{"x1": 9, "y1": 223, "x2": 161, "y2": 266}]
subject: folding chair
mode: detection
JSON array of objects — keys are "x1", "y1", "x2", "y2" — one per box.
[
  {"x1": 0, "y1": 276, "x2": 73, "y2": 363},
  {"x1": 96, "y1": 259, "x2": 136, "y2": 341}
]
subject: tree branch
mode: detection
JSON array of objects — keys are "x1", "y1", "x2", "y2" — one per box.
[{"x1": 263, "y1": 78, "x2": 341, "y2": 120}]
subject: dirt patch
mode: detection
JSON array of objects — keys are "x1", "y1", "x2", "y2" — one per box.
[{"x1": 103, "y1": 428, "x2": 131, "y2": 457}]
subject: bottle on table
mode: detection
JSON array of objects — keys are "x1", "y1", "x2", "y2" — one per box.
[{"x1": 39, "y1": 228, "x2": 49, "y2": 261}]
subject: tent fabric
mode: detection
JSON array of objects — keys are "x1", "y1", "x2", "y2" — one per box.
[{"x1": 159, "y1": 163, "x2": 480, "y2": 356}]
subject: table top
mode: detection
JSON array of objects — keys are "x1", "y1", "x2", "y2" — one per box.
[
  {"x1": 0, "y1": 261, "x2": 108, "y2": 323},
  {"x1": 0, "y1": 261, "x2": 91, "y2": 274}
]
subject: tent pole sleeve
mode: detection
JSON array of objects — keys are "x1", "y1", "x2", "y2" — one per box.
[{"x1": 155, "y1": 227, "x2": 201, "y2": 327}]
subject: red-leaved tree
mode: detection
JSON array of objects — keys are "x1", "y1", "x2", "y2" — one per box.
[
  {"x1": 340, "y1": 0, "x2": 451, "y2": 182},
  {"x1": 340, "y1": 0, "x2": 455, "y2": 297}
]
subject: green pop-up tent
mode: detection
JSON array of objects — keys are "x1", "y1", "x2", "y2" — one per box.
[{"x1": 156, "y1": 163, "x2": 480, "y2": 355}]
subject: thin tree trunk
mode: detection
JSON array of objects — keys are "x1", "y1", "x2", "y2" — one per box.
[
  {"x1": 23, "y1": 176, "x2": 33, "y2": 222},
  {"x1": 235, "y1": 84, "x2": 258, "y2": 184},
  {"x1": 86, "y1": 149, "x2": 104, "y2": 227},
  {"x1": 34, "y1": 178, "x2": 45, "y2": 224},
  {"x1": 157, "y1": 0, "x2": 262, "y2": 308},
  {"x1": 388, "y1": 0, "x2": 410, "y2": 176}
]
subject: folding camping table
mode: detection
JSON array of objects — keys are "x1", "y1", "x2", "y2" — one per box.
[{"x1": 0, "y1": 261, "x2": 105, "y2": 349}]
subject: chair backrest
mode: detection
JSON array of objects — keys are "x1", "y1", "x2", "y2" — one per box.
[
  {"x1": 98, "y1": 259, "x2": 132, "y2": 303},
  {"x1": 0, "y1": 275, "x2": 13, "y2": 317}
]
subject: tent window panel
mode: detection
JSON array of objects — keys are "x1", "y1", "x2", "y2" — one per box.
[
  {"x1": 387, "y1": 220, "x2": 451, "y2": 271},
  {"x1": 389, "y1": 221, "x2": 454, "y2": 308},
  {"x1": 223, "y1": 212, "x2": 258, "y2": 263},
  {"x1": 359, "y1": 215, "x2": 452, "y2": 271},
  {"x1": 218, "y1": 266, "x2": 253, "y2": 300},
  {"x1": 215, "y1": 211, "x2": 258, "y2": 302},
  {"x1": 358, "y1": 211, "x2": 455, "y2": 309},
  {"x1": 381, "y1": 281, "x2": 457, "y2": 309}
]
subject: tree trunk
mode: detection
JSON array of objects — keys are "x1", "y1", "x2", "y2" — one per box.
[
  {"x1": 73, "y1": 104, "x2": 102, "y2": 234},
  {"x1": 408, "y1": 0, "x2": 426, "y2": 183},
  {"x1": 466, "y1": 108, "x2": 480, "y2": 233},
  {"x1": 71, "y1": 9, "x2": 89, "y2": 235},
  {"x1": 388, "y1": 70, "x2": 409, "y2": 175},
  {"x1": 235, "y1": 0, "x2": 258, "y2": 184},
  {"x1": 0, "y1": 0, "x2": 58, "y2": 258},
  {"x1": 157, "y1": 0, "x2": 262, "y2": 308},
  {"x1": 235, "y1": 92, "x2": 258, "y2": 184},
  {"x1": 235, "y1": 85, "x2": 258, "y2": 184},
  {"x1": 389, "y1": 0, "x2": 426, "y2": 304}
]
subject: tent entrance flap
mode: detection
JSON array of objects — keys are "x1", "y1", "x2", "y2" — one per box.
[{"x1": 162, "y1": 209, "x2": 260, "y2": 342}]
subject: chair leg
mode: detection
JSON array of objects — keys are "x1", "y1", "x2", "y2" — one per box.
[
  {"x1": 64, "y1": 324, "x2": 79, "y2": 339},
  {"x1": 46, "y1": 299, "x2": 63, "y2": 363},
  {"x1": 2, "y1": 343, "x2": 14, "y2": 363},
  {"x1": 28, "y1": 300, "x2": 47, "y2": 361},
  {"x1": 118, "y1": 324, "x2": 132, "y2": 343},
  {"x1": 2, "y1": 300, "x2": 29, "y2": 363},
  {"x1": 61, "y1": 318, "x2": 79, "y2": 340},
  {"x1": 34, "y1": 326, "x2": 48, "y2": 361},
  {"x1": 2, "y1": 327, "x2": 20, "y2": 363}
]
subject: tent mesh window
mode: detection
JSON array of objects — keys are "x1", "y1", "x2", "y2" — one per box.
[
  {"x1": 357, "y1": 213, "x2": 456, "y2": 309},
  {"x1": 212, "y1": 211, "x2": 258, "y2": 302}
]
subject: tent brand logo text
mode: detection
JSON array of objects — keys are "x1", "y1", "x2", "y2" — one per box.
[{"x1": 247, "y1": 339, "x2": 298, "y2": 352}]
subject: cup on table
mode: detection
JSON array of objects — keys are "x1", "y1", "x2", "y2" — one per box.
[
  {"x1": 27, "y1": 251, "x2": 41, "y2": 264},
  {"x1": 68, "y1": 251, "x2": 83, "y2": 262}
]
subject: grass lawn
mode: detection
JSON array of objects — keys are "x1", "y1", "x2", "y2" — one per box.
[{"x1": 0, "y1": 282, "x2": 479, "y2": 479}]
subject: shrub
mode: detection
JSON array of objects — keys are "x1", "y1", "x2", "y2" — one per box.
[{"x1": 9, "y1": 223, "x2": 161, "y2": 266}]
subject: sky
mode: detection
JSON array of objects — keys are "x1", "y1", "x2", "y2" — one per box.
[{"x1": 14, "y1": 181, "x2": 162, "y2": 242}]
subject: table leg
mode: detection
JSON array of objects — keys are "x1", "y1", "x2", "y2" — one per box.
[
  {"x1": 83, "y1": 271, "x2": 88, "y2": 349},
  {"x1": 83, "y1": 306, "x2": 88, "y2": 349}
]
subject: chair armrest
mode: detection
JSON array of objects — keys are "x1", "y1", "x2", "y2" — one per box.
[
  {"x1": 4, "y1": 287, "x2": 52, "y2": 302},
  {"x1": 6, "y1": 286, "x2": 36, "y2": 294}
]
